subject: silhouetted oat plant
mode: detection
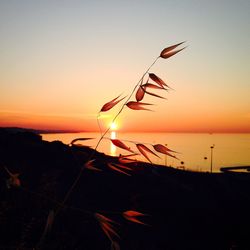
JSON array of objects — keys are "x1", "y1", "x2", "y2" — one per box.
[
  {"x1": 3, "y1": 42, "x2": 185, "y2": 249},
  {"x1": 62, "y1": 42, "x2": 186, "y2": 247}
]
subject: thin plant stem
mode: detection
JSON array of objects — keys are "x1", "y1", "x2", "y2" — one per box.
[
  {"x1": 97, "y1": 113, "x2": 103, "y2": 136},
  {"x1": 56, "y1": 56, "x2": 160, "y2": 214},
  {"x1": 92, "y1": 56, "x2": 160, "y2": 155}
]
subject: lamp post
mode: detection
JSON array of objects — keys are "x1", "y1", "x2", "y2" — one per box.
[{"x1": 210, "y1": 144, "x2": 215, "y2": 173}]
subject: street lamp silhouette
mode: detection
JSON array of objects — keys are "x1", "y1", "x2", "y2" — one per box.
[{"x1": 210, "y1": 144, "x2": 215, "y2": 173}]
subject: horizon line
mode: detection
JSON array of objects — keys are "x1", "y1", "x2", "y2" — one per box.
[{"x1": 1, "y1": 126, "x2": 250, "y2": 134}]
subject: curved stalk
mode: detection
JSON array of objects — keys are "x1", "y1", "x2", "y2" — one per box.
[
  {"x1": 57, "y1": 56, "x2": 160, "y2": 214},
  {"x1": 93, "y1": 56, "x2": 160, "y2": 155}
]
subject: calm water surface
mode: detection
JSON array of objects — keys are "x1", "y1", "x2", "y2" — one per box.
[{"x1": 42, "y1": 132, "x2": 250, "y2": 172}]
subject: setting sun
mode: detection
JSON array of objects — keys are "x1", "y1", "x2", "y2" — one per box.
[{"x1": 110, "y1": 122, "x2": 118, "y2": 131}]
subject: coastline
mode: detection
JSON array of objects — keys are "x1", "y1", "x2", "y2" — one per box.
[{"x1": 1, "y1": 128, "x2": 250, "y2": 249}]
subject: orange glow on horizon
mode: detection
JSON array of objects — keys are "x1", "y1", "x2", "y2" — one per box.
[{"x1": 0, "y1": 110, "x2": 249, "y2": 133}]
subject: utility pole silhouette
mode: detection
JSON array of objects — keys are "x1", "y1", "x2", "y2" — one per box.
[{"x1": 210, "y1": 144, "x2": 215, "y2": 173}]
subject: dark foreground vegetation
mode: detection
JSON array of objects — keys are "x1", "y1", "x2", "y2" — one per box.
[{"x1": 1, "y1": 128, "x2": 250, "y2": 250}]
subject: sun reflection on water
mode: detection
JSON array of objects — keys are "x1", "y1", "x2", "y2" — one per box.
[{"x1": 110, "y1": 131, "x2": 117, "y2": 156}]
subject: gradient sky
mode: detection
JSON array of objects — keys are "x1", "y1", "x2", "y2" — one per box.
[{"x1": 1, "y1": 0, "x2": 250, "y2": 132}]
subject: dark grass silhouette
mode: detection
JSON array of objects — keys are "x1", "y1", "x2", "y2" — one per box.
[{"x1": 1, "y1": 129, "x2": 250, "y2": 249}]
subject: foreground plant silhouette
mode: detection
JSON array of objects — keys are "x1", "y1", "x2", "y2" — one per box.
[
  {"x1": 0, "y1": 42, "x2": 185, "y2": 249},
  {"x1": 57, "y1": 42, "x2": 186, "y2": 248},
  {"x1": 2, "y1": 121, "x2": 250, "y2": 249}
]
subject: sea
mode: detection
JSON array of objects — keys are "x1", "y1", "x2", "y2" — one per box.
[{"x1": 41, "y1": 132, "x2": 250, "y2": 173}]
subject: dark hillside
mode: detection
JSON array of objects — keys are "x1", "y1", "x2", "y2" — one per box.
[{"x1": 1, "y1": 129, "x2": 250, "y2": 250}]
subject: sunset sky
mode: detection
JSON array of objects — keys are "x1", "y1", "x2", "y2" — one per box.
[{"x1": 1, "y1": 0, "x2": 250, "y2": 132}]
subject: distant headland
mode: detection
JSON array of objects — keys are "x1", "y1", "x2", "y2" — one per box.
[{"x1": 0, "y1": 127, "x2": 82, "y2": 134}]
